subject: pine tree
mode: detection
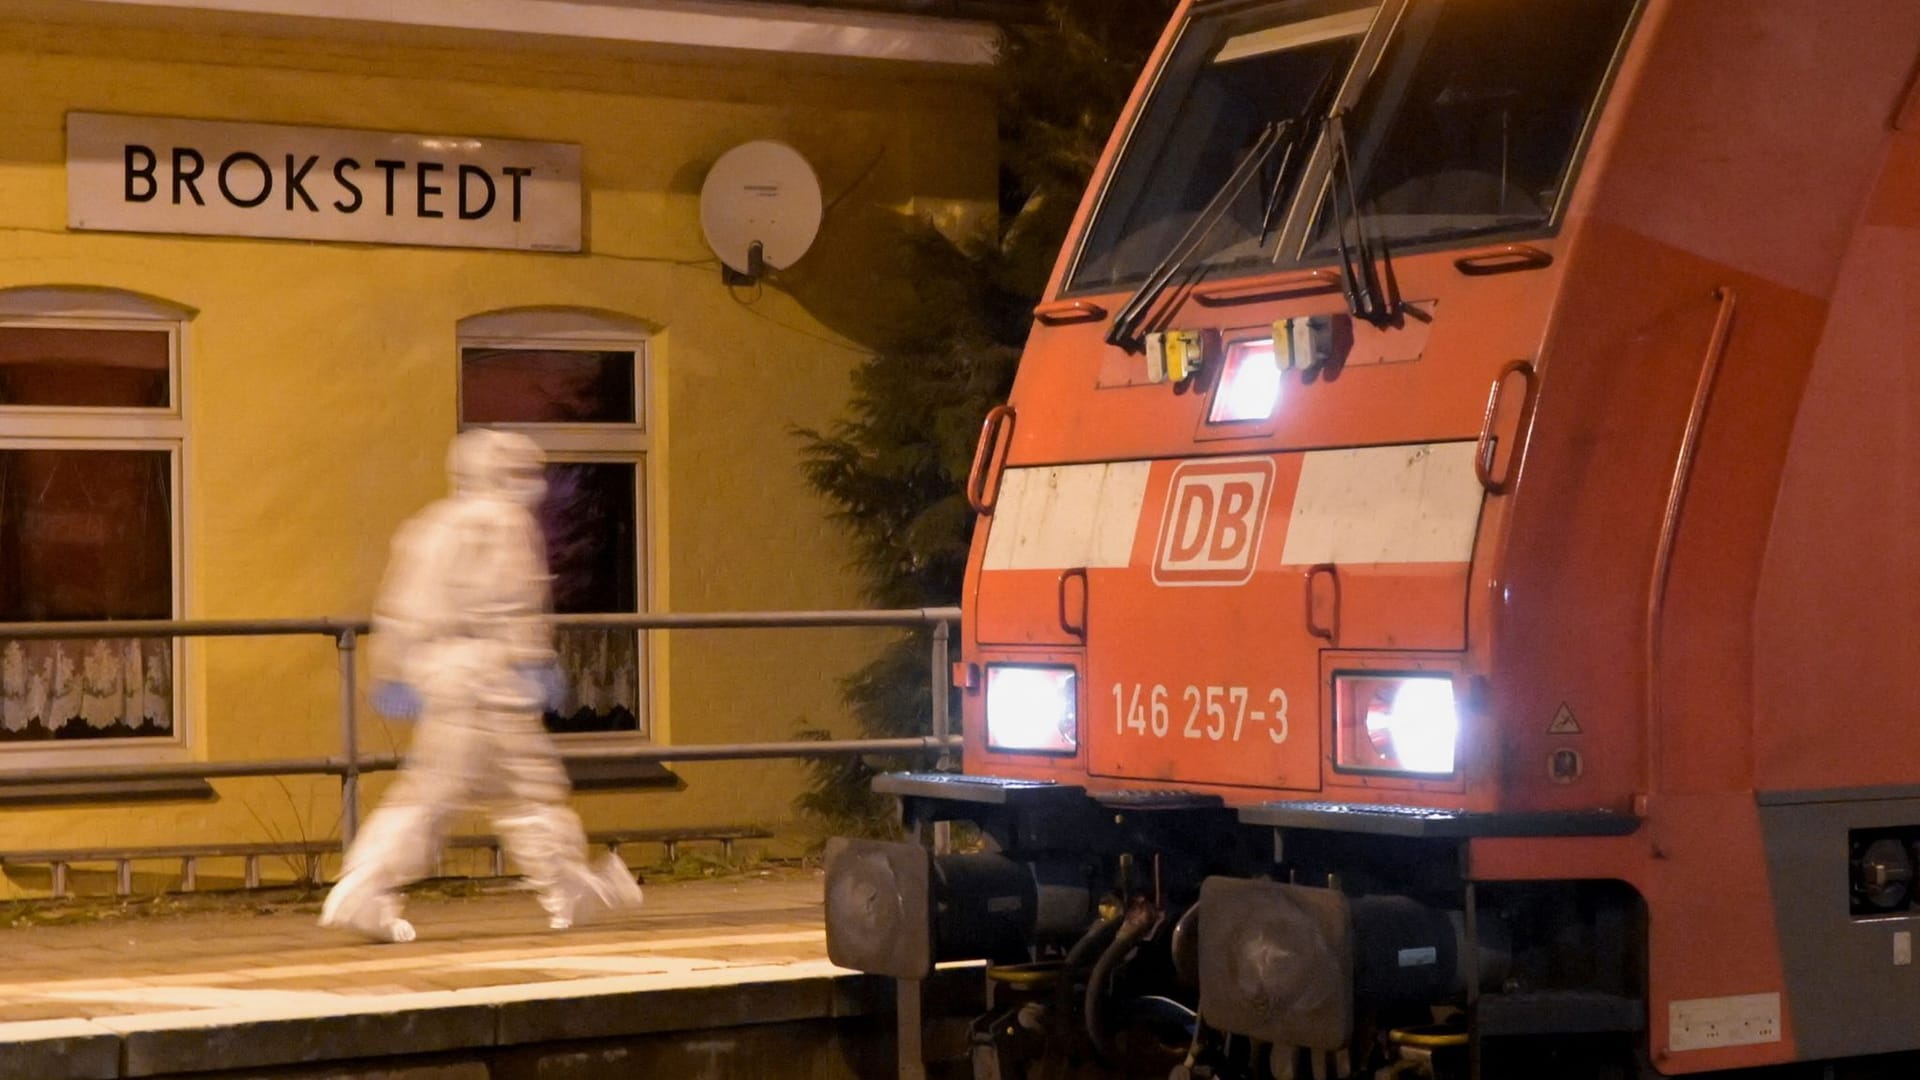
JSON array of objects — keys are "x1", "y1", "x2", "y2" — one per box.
[{"x1": 794, "y1": 0, "x2": 1176, "y2": 836}]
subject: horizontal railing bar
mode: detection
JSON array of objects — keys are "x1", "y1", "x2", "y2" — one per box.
[
  {"x1": 336, "y1": 735, "x2": 963, "y2": 771},
  {"x1": 2, "y1": 828, "x2": 774, "y2": 865},
  {"x1": 0, "y1": 608, "x2": 961, "y2": 641},
  {"x1": 1, "y1": 842, "x2": 339, "y2": 862},
  {"x1": 556, "y1": 736, "x2": 962, "y2": 763},
  {"x1": 441, "y1": 826, "x2": 773, "y2": 852},
  {"x1": 0, "y1": 618, "x2": 369, "y2": 640},
  {"x1": 0, "y1": 758, "x2": 351, "y2": 784},
  {"x1": 554, "y1": 608, "x2": 962, "y2": 630},
  {"x1": 0, "y1": 736, "x2": 962, "y2": 787}
]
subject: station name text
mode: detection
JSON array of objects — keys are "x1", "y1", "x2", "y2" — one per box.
[
  {"x1": 122, "y1": 145, "x2": 537, "y2": 224},
  {"x1": 67, "y1": 113, "x2": 582, "y2": 252}
]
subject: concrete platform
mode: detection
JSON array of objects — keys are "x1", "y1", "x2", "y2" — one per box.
[{"x1": 0, "y1": 872, "x2": 947, "y2": 1079}]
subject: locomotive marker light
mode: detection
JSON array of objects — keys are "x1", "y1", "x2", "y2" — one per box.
[
  {"x1": 1146, "y1": 328, "x2": 1208, "y2": 383},
  {"x1": 1335, "y1": 673, "x2": 1460, "y2": 775},
  {"x1": 1850, "y1": 836, "x2": 1915, "y2": 913},
  {"x1": 985, "y1": 664, "x2": 1079, "y2": 754},
  {"x1": 1278, "y1": 315, "x2": 1339, "y2": 373}
]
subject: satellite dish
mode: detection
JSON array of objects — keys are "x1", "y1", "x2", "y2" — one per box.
[{"x1": 699, "y1": 141, "x2": 823, "y2": 285}]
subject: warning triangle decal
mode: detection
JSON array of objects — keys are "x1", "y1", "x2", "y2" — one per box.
[{"x1": 1547, "y1": 703, "x2": 1582, "y2": 736}]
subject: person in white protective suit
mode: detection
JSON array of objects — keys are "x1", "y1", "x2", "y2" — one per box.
[{"x1": 320, "y1": 428, "x2": 642, "y2": 943}]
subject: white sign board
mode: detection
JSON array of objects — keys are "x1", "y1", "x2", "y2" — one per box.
[{"x1": 67, "y1": 113, "x2": 581, "y2": 252}]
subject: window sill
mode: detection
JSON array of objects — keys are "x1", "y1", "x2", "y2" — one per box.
[
  {"x1": 0, "y1": 777, "x2": 215, "y2": 807},
  {"x1": 564, "y1": 758, "x2": 682, "y2": 792}
]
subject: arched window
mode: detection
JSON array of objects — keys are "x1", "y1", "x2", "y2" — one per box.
[
  {"x1": 0, "y1": 287, "x2": 189, "y2": 757},
  {"x1": 457, "y1": 308, "x2": 651, "y2": 740}
]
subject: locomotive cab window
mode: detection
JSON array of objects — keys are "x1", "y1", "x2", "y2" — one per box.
[
  {"x1": 1068, "y1": 1, "x2": 1380, "y2": 294},
  {"x1": 1303, "y1": 0, "x2": 1638, "y2": 256}
]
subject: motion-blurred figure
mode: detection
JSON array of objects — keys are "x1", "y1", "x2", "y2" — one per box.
[{"x1": 321, "y1": 428, "x2": 641, "y2": 943}]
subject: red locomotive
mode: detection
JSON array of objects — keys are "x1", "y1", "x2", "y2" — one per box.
[{"x1": 828, "y1": 2, "x2": 1920, "y2": 1076}]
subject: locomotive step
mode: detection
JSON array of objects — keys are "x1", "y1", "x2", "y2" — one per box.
[
  {"x1": 1093, "y1": 788, "x2": 1227, "y2": 811},
  {"x1": 874, "y1": 771, "x2": 1085, "y2": 806},
  {"x1": 1239, "y1": 800, "x2": 1641, "y2": 839}
]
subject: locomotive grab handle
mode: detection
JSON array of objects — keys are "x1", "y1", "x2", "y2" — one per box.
[
  {"x1": 1033, "y1": 299, "x2": 1108, "y2": 325},
  {"x1": 1304, "y1": 563, "x2": 1341, "y2": 644},
  {"x1": 1192, "y1": 268, "x2": 1341, "y2": 306},
  {"x1": 1454, "y1": 244, "x2": 1553, "y2": 276},
  {"x1": 1645, "y1": 286, "x2": 1738, "y2": 794},
  {"x1": 1057, "y1": 567, "x2": 1088, "y2": 639},
  {"x1": 1474, "y1": 360, "x2": 1538, "y2": 494},
  {"x1": 966, "y1": 405, "x2": 1017, "y2": 514}
]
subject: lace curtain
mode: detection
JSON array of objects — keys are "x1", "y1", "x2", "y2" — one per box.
[
  {"x1": 0, "y1": 638, "x2": 173, "y2": 741},
  {"x1": 548, "y1": 628, "x2": 640, "y2": 734},
  {"x1": 2, "y1": 631, "x2": 622, "y2": 741}
]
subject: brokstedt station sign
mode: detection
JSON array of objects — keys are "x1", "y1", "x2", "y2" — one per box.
[{"x1": 66, "y1": 113, "x2": 582, "y2": 252}]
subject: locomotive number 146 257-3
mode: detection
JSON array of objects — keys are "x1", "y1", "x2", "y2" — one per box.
[{"x1": 1109, "y1": 683, "x2": 1290, "y2": 743}]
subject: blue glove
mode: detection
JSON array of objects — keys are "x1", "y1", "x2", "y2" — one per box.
[
  {"x1": 371, "y1": 680, "x2": 423, "y2": 720},
  {"x1": 518, "y1": 662, "x2": 568, "y2": 713}
]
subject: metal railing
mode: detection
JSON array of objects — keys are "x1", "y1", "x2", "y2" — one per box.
[{"x1": 0, "y1": 608, "x2": 960, "y2": 860}]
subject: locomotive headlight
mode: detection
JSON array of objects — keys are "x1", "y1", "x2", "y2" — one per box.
[
  {"x1": 1208, "y1": 338, "x2": 1282, "y2": 423},
  {"x1": 1334, "y1": 674, "x2": 1458, "y2": 775},
  {"x1": 985, "y1": 664, "x2": 1078, "y2": 754}
]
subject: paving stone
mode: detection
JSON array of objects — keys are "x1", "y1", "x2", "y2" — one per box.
[
  {"x1": 405, "y1": 971, "x2": 565, "y2": 993},
  {"x1": 0, "y1": 1001, "x2": 123, "y2": 1023}
]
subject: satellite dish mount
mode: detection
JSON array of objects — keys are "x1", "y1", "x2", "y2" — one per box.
[{"x1": 727, "y1": 241, "x2": 766, "y2": 287}]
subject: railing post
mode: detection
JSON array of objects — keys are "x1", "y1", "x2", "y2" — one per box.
[
  {"x1": 930, "y1": 617, "x2": 954, "y2": 856},
  {"x1": 337, "y1": 628, "x2": 360, "y2": 853},
  {"x1": 930, "y1": 619, "x2": 952, "y2": 770}
]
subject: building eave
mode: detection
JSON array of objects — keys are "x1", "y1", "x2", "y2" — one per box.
[{"x1": 36, "y1": 0, "x2": 1001, "y2": 66}]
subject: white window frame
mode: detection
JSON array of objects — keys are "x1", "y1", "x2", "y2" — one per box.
[
  {"x1": 455, "y1": 309, "x2": 653, "y2": 744},
  {"x1": 0, "y1": 287, "x2": 190, "y2": 767}
]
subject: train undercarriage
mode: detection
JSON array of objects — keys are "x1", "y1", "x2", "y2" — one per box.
[{"x1": 828, "y1": 774, "x2": 1920, "y2": 1080}]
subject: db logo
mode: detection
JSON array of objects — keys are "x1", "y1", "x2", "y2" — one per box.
[{"x1": 1152, "y1": 459, "x2": 1275, "y2": 586}]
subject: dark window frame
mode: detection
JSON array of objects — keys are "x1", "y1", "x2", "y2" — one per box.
[
  {"x1": 0, "y1": 304, "x2": 187, "y2": 759},
  {"x1": 456, "y1": 319, "x2": 653, "y2": 744}
]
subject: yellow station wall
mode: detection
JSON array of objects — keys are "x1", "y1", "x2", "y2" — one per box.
[{"x1": 0, "y1": 19, "x2": 993, "y2": 890}]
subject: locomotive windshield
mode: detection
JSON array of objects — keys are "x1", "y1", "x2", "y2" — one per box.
[
  {"x1": 1303, "y1": 0, "x2": 1638, "y2": 254},
  {"x1": 1069, "y1": 3, "x2": 1378, "y2": 293},
  {"x1": 1067, "y1": 0, "x2": 1638, "y2": 295}
]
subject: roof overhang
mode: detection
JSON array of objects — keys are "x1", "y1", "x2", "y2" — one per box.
[{"x1": 15, "y1": 0, "x2": 1000, "y2": 67}]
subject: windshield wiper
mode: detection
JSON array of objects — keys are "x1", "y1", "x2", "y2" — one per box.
[
  {"x1": 1326, "y1": 108, "x2": 1397, "y2": 327},
  {"x1": 1261, "y1": 63, "x2": 1344, "y2": 252},
  {"x1": 1257, "y1": 122, "x2": 1303, "y2": 247},
  {"x1": 1106, "y1": 119, "x2": 1291, "y2": 351}
]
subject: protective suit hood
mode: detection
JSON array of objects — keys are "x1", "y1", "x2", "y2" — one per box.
[{"x1": 448, "y1": 428, "x2": 547, "y2": 507}]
